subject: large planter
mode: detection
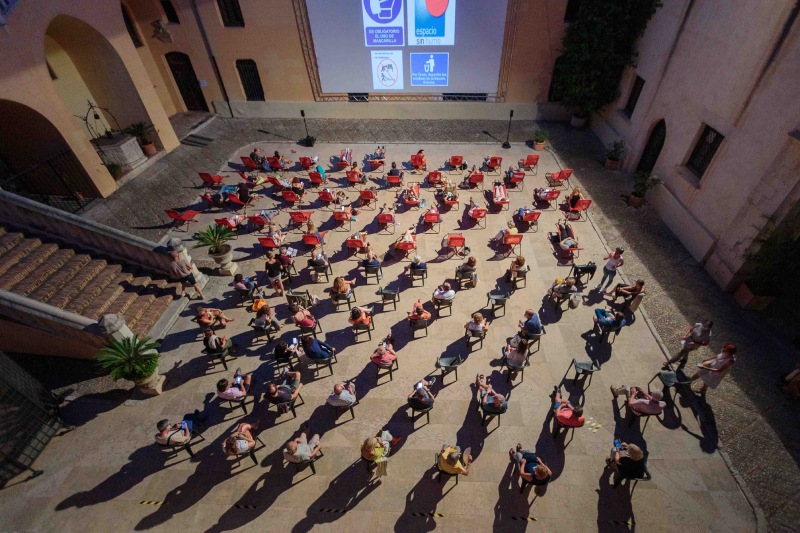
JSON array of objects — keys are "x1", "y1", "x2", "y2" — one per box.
[
  {"x1": 134, "y1": 368, "x2": 165, "y2": 395},
  {"x1": 570, "y1": 114, "x2": 588, "y2": 128},
  {"x1": 534, "y1": 141, "x2": 546, "y2": 151},
  {"x1": 209, "y1": 244, "x2": 237, "y2": 276},
  {"x1": 141, "y1": 143, "x2": 157, "y2": 156},
  {"x1": 733, "y1": 283, "x2": 775, "y2": 311},
  {"x1": 605, "y1": 158, "x2": 620, "y2": 170},
  {"x1": 627, "y1": 193, "x2": 645, "y2": 208}
]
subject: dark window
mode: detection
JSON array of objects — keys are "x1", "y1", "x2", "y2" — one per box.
[
  {"x1": 442, "y1": 93, "x2": 488, "y2": 101},
  {"x1": 121, "y1": 4, "x2": 143, "y2": 47},
  {"x1": 686, "y1": 125, "x2": 724, "y2": 178},
  {"x1": 161, "y1": 0, "x2": 180, "y2": 23},
  {"x1": 46, "y1": 61, "x2": 57, "y2": 80},
  {"x1": 564, "y1": 0, "x2": 581, "y2": 22},
  {"x1": 548, "y1": 56, "x2": 565, "y2": 102},
  {"x1": 348, "y1": 93, "x2": 369, "y2": 102},
  {"x1": 236, "y1": 60, "x2": 265, "y2": 101},
  {"x1": 624, "y1": 76, "x2": 645, "y2": 118},
  {"x1": 217, "y1": 0, "x2": 244, "y2": 27}
]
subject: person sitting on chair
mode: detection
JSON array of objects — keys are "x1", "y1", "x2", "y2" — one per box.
[
  {"x1": 407, "y1": 255, "x2": 427, "y2": 273},
  {"x1": 619, "y1": 386, "x2": 666, "y2": 416},
  {"x1": 387, "y1": 161, "x2": 404, "y2": 183},
  {"x1": 284, "y1": 422, "x2": 322, "y2": 464},
  {"x1": 375, "y1": 146, "x2": 386, "y2": 159},
  {"x1": 439, "y1": 443, "x2": 472, "y2": 477},
  {"x1": 480, "y1": 384, "x2": 508, "y2": 415},
  {"x1": 568, "y1": 187, "x2": 584, "y2": 209},
  {"x1": 361, "y1": 430, "x2": 401, "y2": 462},
  {"x1": 492, "y1": 220, "x2": 518, "y2": 242},
  {"x1": 509, "y1": 444, "x2": 552, "y2": 487},
  {"x1": 349, "y1": 306, "x2": 373, "y2": 326},
  {"x1": 461, "y1": 165, "x2": 480, "y2": 187},
  {"x1": 533, "y1": 187, "x2": 553, "y2": 203},
  {"x1": 331, "y1": 276, "x2": 356, "y2": 298},
  {"x1": 250, "y1": 148, "x2": 266, "y2": 167},
  {"x1": 301, "y1": 336, "x2": 335, "y2": 360},
  {"x1": 407, "y1": 299, "x2": 432, "y2": 323},
  {"x1": 216, "y1": 368, "x2": 252, "y2": 401},
  {"x1": 224, "y1": 422, "x2": 257, "y2": 457},
  {"x1": 266, "y1": 370, "x2": 303, "y2": 406},
  {"x1": 465, "y1": 312, "x2": 490, "y2": 333},
  {"x1": 203, "y1": 328, "x2": 231, "y2": 354},
  {"x1": 456, "y1": 256, "x2": 479, "y2": 286},
  {"x1": 196, "y1": 307, "x2": 233, "y2": 329},
  {"x1": 234, "y1": 273, "x2": 261, "y2": 300},
  {"x1": 350, "y1": 161, "x2": 366, "y2": 183},
  {"x1": 552, "y1": 386, "x2": 585, "y2": 428},
  {"x1": 507, "y1": 255, "x2": 527, "y2": 282},
  {"x1": 609, "y1": 279, "x2": 646, "y2": 301},
  {"x1": 416, "y1": 149, "x2": 428, "y2": 170},
  {"x1": 274, "y1": 339, "x2": 299, "y2": 369},
  {"x1": 371, "y1": 340, "x2": 397, "y2": 366},
  {"x1": 290, "y1": 176, "x2": 307, "y2": 198},
  {"x1": 503, "y1": 337, "x2": 530, "y2": 372},
  {"x1": 291, "y1": 306, "x2": 317, "y2": 330},
  {"x1": 361, "y1": 250, "x2": 381, "y2": 269},
  {"x1": 267, "y1": 223, "x2": 286, "y2": 245},
  {"x1": 408, "y1": 377, "x2": 436, "y2": 410},
  {"x1": 156, "y1": 416, "x2": 197, "y2": 446},
  {"x1": 519, "y1": 309, "x2": 543, "y2": 337},
  {"x1": 304, "y1": 221, "x2": 326, "y2": 245},
  {"x1": 237, "y1": 181, "x2": 261, "y2": 203},
  {"x1": 605, "y1": 441, "x2": 645, "y2": 478},
  {"x1": 466, "y1": 196, "x2": 481, "y2": 217},
  {"x1": 394, "y1": 227, "x2": 416, "y2": 252},
  {"x1": 327, "y1": 382, "x2": 357, "y2": 408},
  {"x1": 493, "y1": 182, "x2": 508, "y2": 203},
  {"x1": 551, "y1": 277, "x2": 578, "y2": 297},
  {"x1": 433, "y1": 282, "x2": 455, "y2": 302},
  {"x1": 273, "y1": 150, "x2": 292, "y2": 169},
  {"x1": 253, "y1": 303, "x2": 281, "y2": 331},
  {"x1": 592, "y1": 306, "x2": 627, "y2": 335}
]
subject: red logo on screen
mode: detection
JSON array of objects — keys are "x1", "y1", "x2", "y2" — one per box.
[{"x1": 426, "y1": 0, "x2": 448, "y2": 17}]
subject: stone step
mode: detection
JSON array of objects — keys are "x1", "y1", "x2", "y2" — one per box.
[
  {"x1": 42, "y1": 256, "x2": 105, "y2": 308},
  {"x1": 62, "y1": 264, "x2": 122, "y2": 316},
  {"x1": 0, "y1": 242, "x2": 60, "y2": 291},
  {"x1": 0, "y1": 229, "x2": 23, "y2": 255},
  {"x1": 10, "y1": 248, "x2": 76, "y2": 296},
  {"x1": 130, "y1": 291, "x2": 175, "y2": 337},
  {"x1": 0, "y1": 238, "x2": 42, "y2": 278},
  {"x1": 80, "y1": 271, "x2": 135, "y2": 320},
  {"x1": 104, "y1": 274, "x2": 152, "y2": 318},
  {"x1": 123, "y1": 280, "x2": 164, "y2": 331}
]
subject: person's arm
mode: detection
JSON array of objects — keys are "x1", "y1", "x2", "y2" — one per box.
[
  {"x1": 290, "y1": 383, "x2": 304, "y2": 400},
  {"x1": 310, "y1": 442, "x2": 322, "y2": 457},
  {"x1": 711, "y1": 359, "x2": 735, "y2": 372}
]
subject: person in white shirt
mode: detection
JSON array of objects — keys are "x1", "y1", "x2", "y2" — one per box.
[
  {"x1": 595, "y1": 247, "x2": 625, "y2": 291},
  {"x1": 464, "y1": 312, "x2": 490, "y2": 333},
  {"x1": 433, "y1": 282, "x2": 455, "y2": 301},
  {"x1": 326, "y1": 382, "x2": 357, "y2": 408}
]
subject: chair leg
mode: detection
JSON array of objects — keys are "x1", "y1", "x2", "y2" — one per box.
[
  {"x1": 309, "y1": 461, "x2": 316, "y2": 474},
  {"x1": 250, "y1": 449, "x2": 258, "y2": 465},
  {"x1": 184, "y1": 444, "x2": 195, "y2": 458},
  {"x1": 426, "y1": 410, "x2": 430, "y2": 424}
]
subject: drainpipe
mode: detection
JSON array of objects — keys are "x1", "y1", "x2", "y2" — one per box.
[{"x1": 191, "y1": 0, "x2": 234, "y2": 118}]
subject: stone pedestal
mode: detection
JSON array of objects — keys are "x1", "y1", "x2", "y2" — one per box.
[
  {"x1": 93, "y1": 134, "x2": 147, "y2": 175},
  {"x1": 100, "y1": 313, "x2": 164, "y2": 395}
]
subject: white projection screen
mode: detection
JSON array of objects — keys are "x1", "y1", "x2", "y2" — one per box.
[{"x1": 305, "y1": 0, "x2": 509, "y2": 94}]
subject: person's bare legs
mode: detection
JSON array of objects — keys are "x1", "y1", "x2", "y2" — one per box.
[{"x1": 192, "y1": 282, "x2": 205, "y2": 300}]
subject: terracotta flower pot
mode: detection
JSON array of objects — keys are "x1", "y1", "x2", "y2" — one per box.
[
  {"x1": 627, "y1": 194, "x2": 645, "y2": 208},
  {"x1": 605, "y1": 158, "x2": 620, "y2": 170},
  {"x1": 141, "y1": 143, "x2": 157, "y2": 156},
  {"x1": 733, "y1": 283, "x2": 775, "y2": 311},
  {"x1": 534, "y1": 141, "x2": 545, "y2": 151}
]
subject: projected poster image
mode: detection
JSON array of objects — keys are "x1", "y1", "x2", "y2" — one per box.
[
  {"x1": 362, "y1": 0, "x2": 405, "y2": 46},
  {"x1": 371, "y1": 50, "x2": 405, "y2": 90},
  {"x1": 408, "y1": 0, "x2": 456, "y2": 46},
  {"x1": 410, "y1": 53, "x2": 448, "y2": 86}
]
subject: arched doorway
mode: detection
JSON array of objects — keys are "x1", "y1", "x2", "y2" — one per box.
[
  {"x1": 0, "y1": 99, "x2": 99, "y2": 211},
  {"x1": 637, "y1": 119, "x2": 666, "y2": 174},
  {"x1": 165, "y1": 52, "x2": 209, "y2": 112}
]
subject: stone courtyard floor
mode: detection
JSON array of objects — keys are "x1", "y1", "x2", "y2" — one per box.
[{"x1": 0, "y1": 128, "x2": 779, "y2": 531}]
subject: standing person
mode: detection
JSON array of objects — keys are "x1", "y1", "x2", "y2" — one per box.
[
  {"x1": 595, "y1": 247, "x2": 625, "y2": 292},
  {"x1": 691, "y1": 344, "x2": 737, "y2": 395},
  {"x1": 264, "y1": 251, "x2": 286, "y2": 296},
  {"x1": 169, "y1": 251, "x2": 205, "y2": 300},
  {"x1": 664, "y1": 320, "x2": 713, "y2": 369}
]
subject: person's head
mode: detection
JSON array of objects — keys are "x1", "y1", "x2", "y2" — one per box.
[
  {"x1": 253, "y1": 148, "x2": 261, "y2": 155},
  {"x1": 217, "y1": 378, "x2": 229, "y2": 392},
  {"x1": 534, "y1": 464, "x2": 549, "y2": 478},
  {"x1": 256, "y1": 303, "x2": 270, "y2": 317},
  {"x1": 571, "y1": 187, "x2": 581, "y2": 196},
  {"x1": 307, "y1": 220, "x2": 316, "y2": 232},
  {"x1": 391, "y1": 161, "x2": 397, "y2": 169},
  {"x1": 635, "y1": 279, "x2": 645, "y2": 288},
  {"x1": 169, "y1": 250, "x2": 180, "y2": 260},
  {"x1": 273, "y1": 150, "x2": 280, "y2": 157},
  {"x1": 703, "y1": 320, "x2": 714, "y2": 330},
  {"x1": 292, "y1": 176, "x2": 300, "y2": 184},
  {"x1": 279, "y1": 245, "x2": 288, "y2": 255},
  {"x1": 627, "y1": 444, "x2": 644, "y2": 461},
  {"x1": 467, "y1": 256, "x2": 477, "y2": 267},
  {"x1": 614, "y1": 312, "x2": 625, "y2": 323},
  {"x1": 351, "y1": 161, "x2": 358, "y2": 169},
  {"x1": 507, "y1": 220, "x2": 515, "y2": 229},
  {"x1": 267, "y1": 383, "x2": 278, "y2": 396},
  {"x1": 446, "y1": 451, "x2": 459, "y2": 465},
  {"x1": 362, "y1": 436, "x2": 377, "y2": 452},
  {"x1": 302, "y1": 336, "x2": 314, "y2": 349},
  {"x1": 417, "y1": 149, "x2": 425, "y2": 155},
  {"x1": 614, "y1": 247, "x2": 625, "y2": 256},
  {"x1": 334, "y1": 383, "x2": 344, "y2": 396},
  {"x1": 524, "y1": 309, "x2": 534, "y2": 319},
  {"x1": 515, "y1": 255, "x2": 525, "y2": 266},
  {"x1": 722, "y1": 344, "x2": 737, "y2": 356},
  {"x1": 285, "y1": 440, "x2": 298, "y2": 455},
  {"x1": 265, "y1": 250, "x2": 274, "y2": 260},
  {"x1": 375, "y1": 344, "x2": 387, "y2": 356},
  {"x1": 442, "y1": 282, "x2": 452, "y2": 291},
  {"x1": 156, "y1": 419, "x2": 170, "y2": 433},
  {"x1": 572, "y1": 405, "x2": 584, "y2": 418},
  {"x1": 412, "y1": 255, "x2": 422, "y2": 264},
  {"x1": 224, "y1": 435, "x2": 239, "y2": 456},
  {"x1": 492, "y1": 393, "x2": 505, "y2": 406},
  {"x1": 202, "y1": 327, "x2": 213, "y2": 337},
  {"x1": 565, "y1": 277, "x2": 576, "y2": 288},
  {"x1": 414, "y1": 304, "x2": 424, "y2": 315},
  {"x1": 650, "y1": 390, "x2": 664, "y2": 401},
  {"x1": 472, "y1": 312, "x2": 484, "y2": 324},
  {"x1": 333, "y1": 276, "x2": 344, "y2": 290},
  {"x1": 276, "y1": 340, "x2": 288, "y2": 351},
  {"x1": 234, "y1": 273, "x2": 244, "y2": 283},
  {"x1": 350, "y1": 307, "x2": 362, "y2": 320},
  {"x1": 517, "y1": 338, "x2": 529, "y2": 352}
]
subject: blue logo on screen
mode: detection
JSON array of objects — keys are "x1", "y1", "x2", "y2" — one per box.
[
  {"x1": 364, "y1": 0, "x2": 401, "y2": 24},
  {"x1": 410, "y1": 53, "x2": 448, "y2": 86},
  {"x1": 415, "y1": 0, "x2": 445, "y2": 37}
]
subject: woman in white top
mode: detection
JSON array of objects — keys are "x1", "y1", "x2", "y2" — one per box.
[
  {"x1": 595, "y1": 247, "x2": 625, "y2": 291},
  {"x1": 464, "y1": 312, "x2": 490, "y2": 333},
  {"x1": 504, "y1": 337, "x2": 530, "y2": 370},
  {"x1": 692, "y1": 344, "x2": 737, "y2": 394}
]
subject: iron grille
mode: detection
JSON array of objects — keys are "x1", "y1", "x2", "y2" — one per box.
[
  {"x1": 217, "y1": 0, "x2": 244, "y2": 27},
  {"x1": 687, "y1": 125, "x2": 724, "y2": 178},
  {"x1": 442, "y1": 93, "x2": 488, "y2": 102},
  {"x1": 161, "y1": 0, "x2": 180, "y2": 23},
  {"x1": 236, "y1": 59, "x2": 265, "y2": 101},
  {"x1": 624, "y1": 76, "x2": 645, "y2": 118},
  {"x1": 348, "y1": 93, "x2": 369, "y2": 102}
]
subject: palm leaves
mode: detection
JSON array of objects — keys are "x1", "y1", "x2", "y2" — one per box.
[
  {"x1": 96, "y1": 335, "x2": 160, "y2": 382},
  {"x1": 193, "y1": 225, "x2": 235, "y2": 254}
]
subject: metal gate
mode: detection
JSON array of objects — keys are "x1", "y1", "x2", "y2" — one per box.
[
  {"x1": 0, "y1": 150, "x2": 96, "y2": 213},
  {"x1": 0, "y1": 352, "x2": 62, "y2": 488}
]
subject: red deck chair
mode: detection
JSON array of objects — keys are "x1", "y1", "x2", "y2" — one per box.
[
  {"x1": 536, "y1": 189, "x2": 561, "y2": 210},
  {"x1": 519, "y1": 210, "x2": 541, "y2": 232},
  {"x1": 378, "y1": 212, "x2": 396, "y2": 234},
  {"x1": 241, "y1": 157, "x2": 260, "y2": 173},
  {"x1": 247, "y1": 214, "x2": 270, "y2": 233},
  {"x1": 403, "y1": 184, "x2": 421, "y2": 210},
  {"x1": 387, "y1": 173, "x2": 403, "y2": 187},
  {"x1": 443, "y1": 195, "x2": 460, "y2": 210},
  {"x1": 410, "y1": 154, "x2": 425, "y2": 173},
  {"x1": 449, "y1": 155, "x2": 463, "y2": 174},
  {"x1": 445, "y1": 233, "x2": 466, "y2": 259},
  {"x1": 302, "y1": 233, "x2": 324, "y2": 252},
  {"x1": 199, "y1": 193, "x2": 222, "y2": 209},
  {"x1": 165, "y1": 209, "x2": 200, "y2": 231},
  {"x1": 198, "y1": 172, "x2": 224, "y2": 187},
  {"x1": 546, "y1": 168, "x2": 573, "y2": 188},
  {"x1": 359, "y1": 189, "x2": 378, "y2": 210},
  {"x1": 299, "y1": 156, "x2": 314, "y2": 171},
  {"x1": 521, "y1": 154, "x2": 539, "y2": 174},
  {"x1": 308, "y1": 171, "x2": 324, "y2": 187},
  {"x1": 281, "y1": 190, "x2": 302, "y2": 206},
  {"x1": 502, "y1": 233, "x2": 523, "y2": 257},
  {"x1": 427, "y1": 171, "x2": 442, "y2": 189},
  {"x1": 468, "y1": 172, "x2": 485, "y2": 190},
  {"x1": 492, "y1": 185, "x2": 510, "y2": 211},
  {"x1": 568, "y1": 199, "x2": 592, "y2": 221},
  {"x1": 468, "y1": 206, "x2": 489, "y2": 228},
  {"x1": 225, "y1": 193, "x2": 251, "y2": 212},
  {"x1": 368, "y1": 159, "x2": 385, "y2": 172},
  {"x1": 508, "y1": 171, "x2": 526, "y2": 191},
  {"x1": 395, "y1": 236, "x2": 417, "y2": 258},
  {"x1": 345, "y1": 238, "x2": 368, "y2": 258},
  {"x1": 423, "y1": 210, "x2": 441, "y2": 234},
  {"x1": 215, "y1": 218, "x2": 240, "y2": 232},
  {"x1": 266, "y1": 156, "x2": 283, "y2": 171},
  {"x1": 486, "y1": 156, "x2": 503, "y2": 175},
  {"x1": 267, "y1": 176, "x2": 285, "y2": 192},
  {"x1": 288, "y1": 210, "x2": 313, "y2": 231},
  {"x1": 338, "y1": 150, "x2": 352, "y2": 170},
  {"x1": 549, "y1": 222, "x2": 582, "y2": 264},
  {"x1": 317, "y1": 189, "x2": 335, "y2": 209},
  {"x1": 346, "y1": 171, "x2": 362, "y2": 188},
  {"x1": 332, "y1": 210, "x2": 352, "y2": 231},
  {"x1": 258, "y1": 236, "x2": 281, "y2": 251}
]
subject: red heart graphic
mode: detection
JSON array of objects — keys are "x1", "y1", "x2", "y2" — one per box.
[{"x1": 426, "y1": 0, "x2": 448, "y2": 18}]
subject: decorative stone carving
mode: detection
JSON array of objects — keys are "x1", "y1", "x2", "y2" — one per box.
[
  {"x1": 92, "y1": 133, "x2": 147, "y2": 174},
  {"x1": 151, "y1": 20, "x2": 174, "y2": 43}
]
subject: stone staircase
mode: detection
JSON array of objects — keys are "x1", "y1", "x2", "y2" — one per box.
[{"x1": 0, "y1": 225, "x2": 181, "y2": 337}]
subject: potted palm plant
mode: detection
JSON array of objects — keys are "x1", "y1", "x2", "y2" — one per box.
[
  {"x1": 533, "y1": 128, "x2": 549, "y2": 151},
  {"x1": 606, "y1": 140, "x2": 625, "y2": 170},
  {"x1": 124, "y1": 121, "x2": 157, "y2": 156},
  {"x1": 628, "y1": 172, "x2": 661, "y2": 207},
  {"x1": 97, "y1": 335, "x2": 162, "y2": 393},
  {"x1": 194, "y1": 224, "x2": 237, "y2": 275}
]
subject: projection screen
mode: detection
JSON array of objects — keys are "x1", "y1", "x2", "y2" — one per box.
[{"x1": 305, "y1": 0, "x2": 509, "y2": 94}]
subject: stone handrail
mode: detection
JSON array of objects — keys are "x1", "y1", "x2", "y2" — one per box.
[{"x1": 0, "y1": 190, "x2": 171, "y2": 275}]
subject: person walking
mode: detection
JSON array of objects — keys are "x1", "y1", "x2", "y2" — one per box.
[
  {"x1": 664, "y1": 320, "x2": 713, "y2": 369},
  {"x1": 691, "y1": 344, "x2": 737, "y2": 395},
  {"x1": 169, "y1": 251, "x2": 205, "y2": 300},
  {"x1": 595, "y1": 247, "x2": 625, "y2": 292}
]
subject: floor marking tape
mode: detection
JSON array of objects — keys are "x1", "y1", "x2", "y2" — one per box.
[
  {"x1": 319, "y1": 508, "x2": 348, "y2": 514},
  {"x1": 139, "y1": 501, "x2": 166, "y2": 506},
  {"x1": 411, "y1": 512, "x2": 444, "y2": 517},
  {"x1": 234, "y1": 504, "x2": 258, "y2": 509},
  {"x1": 511, "y1": 516, "x2": 538, "y2": 521}
]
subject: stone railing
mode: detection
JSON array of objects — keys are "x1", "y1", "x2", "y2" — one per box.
[{"x1": 0, "y1": 190, "x2": 171, "y2": 275}]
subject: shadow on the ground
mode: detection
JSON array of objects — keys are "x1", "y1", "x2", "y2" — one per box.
[{"x1": 393, "y1": 468, "x2": 452, "y2": 532}]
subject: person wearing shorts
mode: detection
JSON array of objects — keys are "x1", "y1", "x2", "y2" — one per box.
[{"x1": 169, "y1": 251, "x2": 205, "y2": 300}]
